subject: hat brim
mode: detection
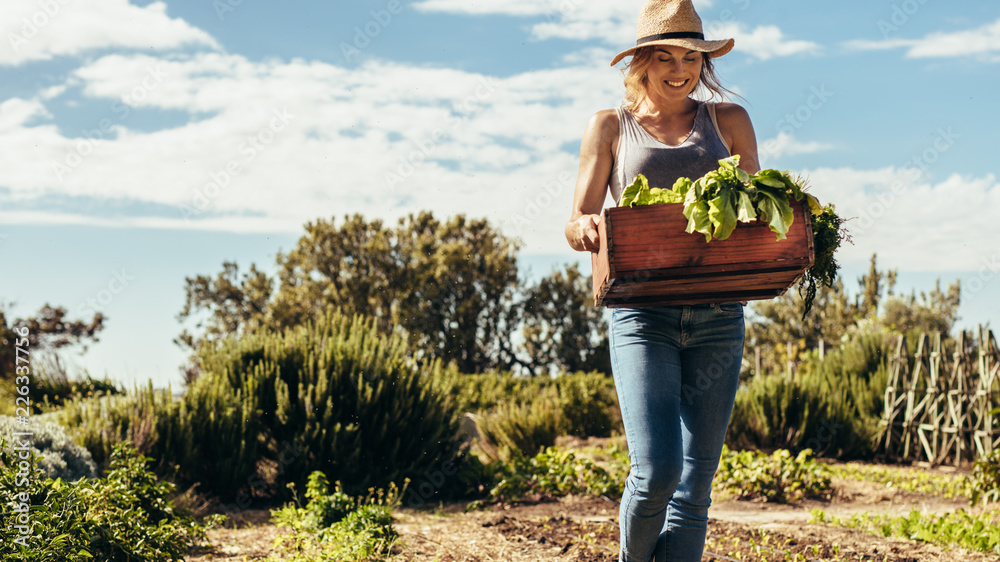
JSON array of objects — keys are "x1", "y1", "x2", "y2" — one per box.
[{"x1": 610, "y1": 37, "x2": 734, "y2": 67}]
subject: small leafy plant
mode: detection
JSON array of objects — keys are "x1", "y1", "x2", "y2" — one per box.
[
  {"x1": 268, "y1": 471, "x2": 402, "y2": 561},
  {"x1": 715, "y1": 446, "x2": 833, "y2": 503},
  {"x1": 810, "y1": 507, "x2": 1000, "y2": 555},
  {"x1": 468, "y1": 444, "x2": 630, "y2": 509},
  {"x1": 830, "y1": 462, "x2": 972, "y2": 501},
  {"x1": 0, "y1": 439, "x2": 221, "y2": 561},
  {"x1": 969, "y1": 448, "x2": 1000, "y2": 505}
]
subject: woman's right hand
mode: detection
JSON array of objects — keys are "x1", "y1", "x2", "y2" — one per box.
[
  {"x1": 565, "y1": 109, "x2": 617, "y2": 253},
  {"x1": 566, "y1": 214, "x2": 602, "y2": 253}
]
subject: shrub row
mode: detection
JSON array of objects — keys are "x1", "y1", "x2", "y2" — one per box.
[
  {"x1": 439, "y1": 370, "x2": 620, "y2": 461},
  {"x1": 54, "y1": 310, "x2": 463, "y2": 501},
  {"x1": 727, "y1": 326, "x2": 892, "y2": 459}
]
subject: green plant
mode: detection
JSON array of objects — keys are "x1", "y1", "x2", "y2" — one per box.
[
  {"x1": 619, "y1": 157, "x2": 847, "y2": 315},
  {"x1": 55, "y1": 310, "x2": 461, "y2": 501},
  {"x1": 554, "y1": 372, "x2": 618, "y2": 437},
  {"x1": 715, "y1": 446, "x2": 832, "y2": 503},
  {"x1": 268, "y1": 470, "x2": 400, "y2": 561},
  {"x1": 810, "y1": 507, "x2": 1000, "y2": 555},
  {"x1": 830, "y1": 462, "x2": 972, "y2": 500},
  {"x1": 470, "y1": 444, "x2": 630, "y2": 508},
  {"x1": 0, "y1": 439, "x2": 221, "y2": 560},
  {"x1": 727, "y1": 325, "x2": 891, "y2": 460},
  {"x1": 435, "y1": 369, "x2": 545, "y2": 413},
  {"x1": 195, "y1": 309, "x2": 462, "y2": 498},
  {"x1": 53, "y1": 377, "x2": 262, "y2": 501},
  {"x1": 271, "y1": 471, "x2": 358, "y2": 531},
  {"x1": 473, "y1": 396, "x2": 560, "y2": 462},
  {"x1": 0, "y1": 415, "x2": 95, "y2": 481},
  {"x1": 970, "y1": 448, "x2": 1000, "y2": 505},
  {"x1": 50, "y1": 382, "x2": 181, "y2": 471}
]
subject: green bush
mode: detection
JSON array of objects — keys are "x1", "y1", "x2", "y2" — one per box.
[
  {"x1": 473, "y1": 396, "x2": 560, "y2": 462},
  {"x1": 0, "y1": 415, "x2": 96, "y2": 481},
  {"x1": 554, "y1": 372, "x2": 618, "y2": 437},
  {"x1": 50, "y1": 382, "x2": 180, "y2": 471},
  {"x1": 715, "y1": 446, "x2": 832, "y2": 503},
  {"x1": 53, "y1": 379, "x2": 262, "y2": 501},
  {"x1": 163, "y1": 370, "x2": 262, "y2": 500},
  {"x1": 195, "y1": 309, "x2": 462, "y2": 498},
  {"x1": 53, "y1": 310, "x2": 461, "y2": 501},
  {"x1": 727, "y1": 326, "x2": 891, "y2": 459},
  {"x1": 0, "y1": 440, "x2": 220, "y2": 560},
  {"x1": 438, "y1": 370, "x2": 620, "y2": 439},
  {"x1": 437, "y1": 370, "x2": 550, "y2": 413}
]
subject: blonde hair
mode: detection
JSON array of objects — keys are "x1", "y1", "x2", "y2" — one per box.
[{"x1": 622, "y1": 46, "x2": 740, "y2": 112}]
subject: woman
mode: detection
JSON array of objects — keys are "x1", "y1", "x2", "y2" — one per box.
[{"x1": 563, "y1": 1, "x2": 759, "y2": 560}]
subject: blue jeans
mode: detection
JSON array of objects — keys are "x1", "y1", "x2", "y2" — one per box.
[{"x1": 610, "y1": 303, "x2": 745, "y2": 562}]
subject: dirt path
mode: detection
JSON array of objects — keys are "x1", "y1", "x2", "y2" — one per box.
[{"x1": 190, "y1": 478, "x2": 999, "y2": 561}]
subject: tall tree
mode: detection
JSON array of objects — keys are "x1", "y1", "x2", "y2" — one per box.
[
  {"x1": 174, "y1": 262, "x2": 273, "y2": 383},
  {"x1": 0, "y1": 304, "x2": 104, "y2": 379},
  {"x1": 881, "y1": 280, "x2": 961, "y2": 340},
  {"x1": 745, "y1": 253, "x2": 962, "y2": 376},
  {"x1": 178, "y1": 212, "x2": 525, "y2": 375},
  {"x1": 520, "y1": 263, "x2": 611, "y2": 376},
  {"x1": 745, "y1": 278, "x2": 857, "y2": 375}
]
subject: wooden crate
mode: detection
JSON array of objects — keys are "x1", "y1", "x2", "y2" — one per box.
[{"x1": 591, "y1": 200, "x2": 814, "y2": 307}]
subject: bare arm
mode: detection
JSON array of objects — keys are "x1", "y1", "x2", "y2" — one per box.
[
  {"x1": 716, "y1": 103, "x2": 760, "y2": 175},
  {"x1": 565, "y1": 109, "x2": 618, "y2": 252}
]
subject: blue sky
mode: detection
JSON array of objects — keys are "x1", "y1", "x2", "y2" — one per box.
[{"x1": 1, "y1": 0, "x2": 998, "y2": 388}]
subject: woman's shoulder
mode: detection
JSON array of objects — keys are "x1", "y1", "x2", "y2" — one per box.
[
  {"x1": 712, "y1": 102, "x2": 752, "y2": 125},
  {"x1": 583, "y1": 108, "x2": 620, "y2": 144},
  {"x1": 588, "y1": 108, "x2": 619, "y2": 128}
]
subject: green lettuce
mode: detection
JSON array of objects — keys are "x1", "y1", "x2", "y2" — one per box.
[{"x1": 617, "y1": 155, "x2": 822, "y2": 242}]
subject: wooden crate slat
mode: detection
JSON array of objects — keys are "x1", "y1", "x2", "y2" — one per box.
[{"x1": 591, "y1": 199, "x2": 814, "y2": 307}]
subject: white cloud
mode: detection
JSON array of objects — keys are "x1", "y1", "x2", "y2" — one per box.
[
  {"x1": 0, "y1": 51, "x2": 625, "y2": 255},
  {"x1": 1, "y1": 0, "x2": 219, "y2": 66},
  {"x1": 0, "y1": 97, "x2": 51, "y2": 130},
  {"x1": 412, "y1": 0, "x2": 824, "y2": 63},
  {"x1": 758, "y1": 132, "x2": 834, "y2": 166},
  {"x1": 845, "y1": 18, "x2": 1000, "y2": 62},
  {"x1": 11, "y1": 47, "x2": 992, "y2": 270},
  {"x1": 413, "y1": 0, "x2": 713, "y2": 18},
  {"x1": 802, "y1": 167, "x2": 999, "y2": 271},
  {"x1": 713, "y1": 22, "x2": 820, "y2": 61}
]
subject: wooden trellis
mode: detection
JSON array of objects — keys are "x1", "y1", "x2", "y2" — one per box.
[{"x1": 876, "y1": 327, "x2": 1000, "y2": 466}]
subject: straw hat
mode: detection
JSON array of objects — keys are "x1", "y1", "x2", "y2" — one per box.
[{"x1": 610, "y1": 0, "x2": 735, "y2": 67}]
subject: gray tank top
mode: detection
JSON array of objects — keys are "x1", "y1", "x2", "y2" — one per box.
[{"x1": 609, "y1": 101, "x2": 732, "y2": 205}]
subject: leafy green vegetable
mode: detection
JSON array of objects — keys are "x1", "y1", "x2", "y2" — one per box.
[
  {"x1": 798, "y1": 203, "x2": 850, "y2": 319},
  {"x1": 617, "y1": 156, "x2": 849, "y2": 316},
  {"x1": 619, "y1": 174, "x2": 683, "y2": 207}
]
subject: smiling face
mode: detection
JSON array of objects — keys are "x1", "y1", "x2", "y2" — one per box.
[{"x1": 643, "y1": 46, "x2": 704, "y2": 103}]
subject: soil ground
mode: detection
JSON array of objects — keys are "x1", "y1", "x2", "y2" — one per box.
[{"x1": 187, "y1": 440, "x2": 1000, "y2": 561}]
